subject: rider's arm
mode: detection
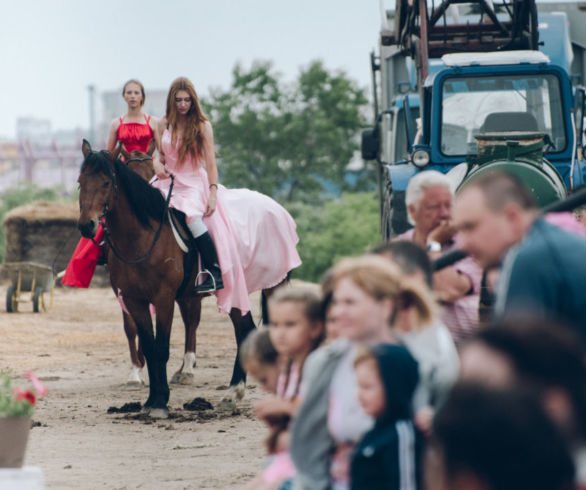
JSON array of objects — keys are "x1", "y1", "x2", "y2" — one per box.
[
  {"x1": 106, "y1": 118, "x2": 121, "y2": 153},
  {"x1": 202, "y1": 121, "x2": 218, "y2": 187}
]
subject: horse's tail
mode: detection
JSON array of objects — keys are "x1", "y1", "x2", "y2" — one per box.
[{"x1": 260, "y1": 271, "x2": 291, "y2": 326}]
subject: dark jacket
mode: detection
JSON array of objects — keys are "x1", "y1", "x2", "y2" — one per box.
[
  {"x1": 496, "y1": 218, "x2": 586, "y2": 345},
  {"x1": 350, "y1": 344, "x2": 420, "y2": 490}
]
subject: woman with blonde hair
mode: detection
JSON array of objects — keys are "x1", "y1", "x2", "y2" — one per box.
[
  {"x1": 151, "y1": 77, "x2": 301, "y2": 314},
  {"x1": 291, "y1": 255, "x2": 434, "y2": 490}
]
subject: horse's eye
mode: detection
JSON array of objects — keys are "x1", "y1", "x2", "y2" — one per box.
[{"x1": 102, "y1": 181, "x2": 110, "y2": 189}]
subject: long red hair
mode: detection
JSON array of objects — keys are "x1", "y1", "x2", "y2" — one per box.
[{"x1": 165, "y1": 77, "x2": 208, "y2": 167}]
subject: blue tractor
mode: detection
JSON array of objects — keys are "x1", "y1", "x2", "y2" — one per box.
[{"x1": 363, "y1": 0, "x2": 586, "y2": 238}]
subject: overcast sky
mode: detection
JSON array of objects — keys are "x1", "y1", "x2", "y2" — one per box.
[
  {"x1": 1, "y1": 0, "x2": 573, "y2": 140},
  {"x1": 0, "y1": 0, "x2": 383, "y2": 139}
]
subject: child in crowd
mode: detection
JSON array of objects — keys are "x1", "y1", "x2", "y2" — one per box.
[
  {"x1": 350, "y1": 344, "x2": 421, "y2": 490},
  {"x1": 245, "y1": 287, "x2": 325, "y2": 490},
  {"x1": 372, "y1": 241, "x2": 459, "y2": 436},
  {"x1": 240, "y1": 328, "x2": 280, "y2": 394}
]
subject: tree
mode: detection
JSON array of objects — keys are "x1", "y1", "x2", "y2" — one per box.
[
  {"x1": 286, "y1": 192, "x2": 381, "y2": 283},
  {"x1": 204, "y1": 60, "x2": 368, "y2": 202}
]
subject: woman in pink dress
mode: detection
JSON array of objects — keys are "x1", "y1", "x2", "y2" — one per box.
[
  {"x1": 62, "y1": 79, "x2": 158, "y2": 288},
  {"x1": 152, "y1": 77, "x2": 301, "y2": 315}
]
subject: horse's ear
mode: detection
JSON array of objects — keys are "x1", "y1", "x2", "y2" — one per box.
[
  {"x1": 110, "y1": 143, "x2": 121, "y2": 162},
  {"x1": 82, "y1": 139, "x2": 92, "y2": 158},
  {"x1": 146, "y1": 139, "x2": 156, "y2": 156},
  {"x1": 120, "y1": 144, "x2": 131, "y2": 161}
]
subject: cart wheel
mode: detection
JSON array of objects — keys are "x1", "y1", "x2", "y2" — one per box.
[
  {"x1": 6, "y1": 285, "x2": 17, "y2": 313},
  {"x1": 33, "y1": 287, "x2": 45, "y2": 313}
]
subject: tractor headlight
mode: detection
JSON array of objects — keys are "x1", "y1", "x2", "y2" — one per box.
[{"x1": 412, "y1": 148, "x2": 430, "y2": 168}]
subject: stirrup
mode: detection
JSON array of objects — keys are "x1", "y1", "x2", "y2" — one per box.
[{"x1": 194, "y1": 269, "x2": 217, "y2": 293}]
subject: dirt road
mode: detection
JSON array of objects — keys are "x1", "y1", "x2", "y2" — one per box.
[{"x1": 0, "y1": 284, "x2": 268, "y2": 489}]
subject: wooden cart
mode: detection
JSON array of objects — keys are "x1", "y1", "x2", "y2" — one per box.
[{"x1": 4, "y1": 262, "x2": 56, "y2": 313}]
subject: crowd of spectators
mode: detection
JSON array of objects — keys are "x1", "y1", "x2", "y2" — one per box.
[{"x1": 240, "y1": 170, "x2": 586, "y2": 490}]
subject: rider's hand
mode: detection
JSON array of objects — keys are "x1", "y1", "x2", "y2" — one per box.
[
  {"x1": 204, "y1": 191, "x2": 217, "y2": 216},
  {"x1": 153, "y1": 155, "x2": 171, "y2": 180}
]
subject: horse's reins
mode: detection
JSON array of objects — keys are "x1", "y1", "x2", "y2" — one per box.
[
  {"x1": 124, "y1": 156, "x2": 153, "y2": 165},
  {"x1": 96, "y1": 161, "x2": 175, "y2": 265}
]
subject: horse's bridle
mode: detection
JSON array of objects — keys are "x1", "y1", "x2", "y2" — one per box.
[
  {"x1": 91, "y1": 158, "x2": 175, "y2": 265},
  {"x1": 124, "y1": 156, "x2": 152, "y2": 166}
]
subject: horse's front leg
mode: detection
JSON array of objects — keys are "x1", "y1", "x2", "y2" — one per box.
[
  {"x1": 122, "y1": 312, "x2": 145, "y2": 385},
  {"x1": 148, "y1": 300, "x2": 174, "y2": 418},
  {"x1": 124, "y1": 299, "x2": 157, "y2": 409},
  {"x1": 171, "y1": 296, "x2": 202, "y2": 385}
]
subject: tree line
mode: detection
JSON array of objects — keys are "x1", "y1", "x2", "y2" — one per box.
[{"x1": 1, "y1": 60, "x2": 381, "y2": 282}]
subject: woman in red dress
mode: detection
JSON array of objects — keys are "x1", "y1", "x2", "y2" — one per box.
[
  {"x1": 106, "y1": 79, "x2": 158, "y2": 154},
  {"x1": 62, "y1": 79, "x2": 159, "y2": 287}
]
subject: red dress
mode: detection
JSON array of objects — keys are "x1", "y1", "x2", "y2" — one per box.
[
  {"x1": 116, "y1": 114, "x2": 154, "y2": 153},
  {"x1": 61, "y1": 115, "x2": 154, "y2": 287}
]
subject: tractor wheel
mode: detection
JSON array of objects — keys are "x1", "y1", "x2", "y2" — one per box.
[{"x1": 382, "y1": 178, "x2": 410, "y2": 240}]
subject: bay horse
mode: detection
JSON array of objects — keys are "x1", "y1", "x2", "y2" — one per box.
[
  {"x1": 77, "y1": 140, "x2": 283, "y2": 418},
  {"x1": 110, "y1": 142, "x2": 215, "y2": 386}
]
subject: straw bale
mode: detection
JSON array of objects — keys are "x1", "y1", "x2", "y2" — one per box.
[{"x1": 2, "y1": 200, "x2": 110, "y2": 286}]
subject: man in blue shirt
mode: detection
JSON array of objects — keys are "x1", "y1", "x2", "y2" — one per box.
[{"x1": 453, "y1": 171, "x2": 586, "y2": 344}]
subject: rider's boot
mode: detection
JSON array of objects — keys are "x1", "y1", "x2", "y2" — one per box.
[
  {"x1": 194, "y1": 232, "x2": 224, "y2": 293},
  {"x1": 187, "y1": 219, "x2": 224, "y2": 293}
]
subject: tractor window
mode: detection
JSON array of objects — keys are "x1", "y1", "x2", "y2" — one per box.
[
  {"x1": 395, "y1": 106, "x2": 420, "y2": 162},
  {"x1": 440, "y1": 73, "x2": 566, "y2": 156}
]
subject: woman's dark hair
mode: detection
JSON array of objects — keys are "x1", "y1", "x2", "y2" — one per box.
[{"x1": 432, "y1": 383, "x2": 575, "y2": 490}]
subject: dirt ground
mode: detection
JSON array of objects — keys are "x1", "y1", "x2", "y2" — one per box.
[{"x1": 0, "y1": 282, "x2": 271, "y2": 489}]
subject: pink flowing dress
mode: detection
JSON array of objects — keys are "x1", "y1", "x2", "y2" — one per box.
[{"x1": 151, "y1": 129, "x2": 301, "y2": 314}]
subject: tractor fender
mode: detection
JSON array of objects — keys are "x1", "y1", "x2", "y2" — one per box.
[{"x1": 384, "y1": 163, "x2": 418, "y2": 192}]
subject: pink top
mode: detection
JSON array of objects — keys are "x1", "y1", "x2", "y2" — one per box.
[
  {"x1": 395, "y1": 229, "x2": 482, "y2": 344},
  {"x1": 151, "y1": 129, "x2": 301, "y2": 315}
]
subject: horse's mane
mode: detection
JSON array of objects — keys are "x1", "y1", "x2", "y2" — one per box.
[{"x1": 82, "y1": 150, "x2": 167, "y2": 228}]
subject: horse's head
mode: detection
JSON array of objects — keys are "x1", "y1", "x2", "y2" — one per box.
[
  {"x1": 114, "y1": 141, "x2": 155, "y2": 181},
  {"x1": 77, "y1": 139, "x2": 116, "y2": 238}
]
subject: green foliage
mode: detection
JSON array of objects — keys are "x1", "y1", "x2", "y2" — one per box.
[
  {"x1": 287, "y1": 192, "x2": 381, "y2": 283},
  {"x1": 204, "y1": 60, "x2": 369, "y2": 202},
  {"x1": 0, "y1": 184, "x2": 62, "y2": 263}
]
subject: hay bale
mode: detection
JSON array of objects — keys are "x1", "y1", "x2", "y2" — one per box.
[{"x1": 3, "y1": 201, "x2": 110, "y2": 287}]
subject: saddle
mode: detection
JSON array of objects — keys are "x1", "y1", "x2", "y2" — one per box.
[
  {"x1": 167, "y1": 209, "x2": 200, "y2": 298},
  {"x1": 168, "y1": 209, "x2": 191, "y2": 253}
]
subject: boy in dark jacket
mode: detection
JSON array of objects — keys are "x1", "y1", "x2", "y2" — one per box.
[{"x1": 350, "y1": 344, "x2": 420, "y2": 490}]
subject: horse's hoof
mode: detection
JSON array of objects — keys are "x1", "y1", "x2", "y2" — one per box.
[
  {"x1": 170, "y1": 371, "x2": 195, "y2": 385},
  {"x1": 127, "y1": 366, "x2": 144, "y2": 386},
  {"x1": 141, "y1": 406, "x2": 151, "y2": 415},
  {"x1": 149, "y1": 408, "x2": 169, "y2": 419},
  {"x1": 217, "y1": 397, "x2": 237, "y2": 413},
  {"x1": 126, "y1": 380, "x2": 144, "y2": 387},
  {"x1": 231, "y1": 382, "x2": 246, "y2": 401}
]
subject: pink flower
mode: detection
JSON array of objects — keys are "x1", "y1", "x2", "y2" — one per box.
[{"x1": 26, "y1": 372, "x2": 48, "y2": 396}]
